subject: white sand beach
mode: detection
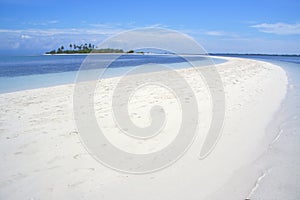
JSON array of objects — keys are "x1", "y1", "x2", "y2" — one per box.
[{"x1": 0, "y1": 57, "x2": 288, "y2": 199}]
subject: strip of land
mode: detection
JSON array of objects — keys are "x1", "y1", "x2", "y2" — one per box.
[{"x1": 0, "y1": 57, "x2": 287, "y2": 199}]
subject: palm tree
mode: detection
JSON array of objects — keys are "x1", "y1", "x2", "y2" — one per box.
[{"x1": 69, "y1": 44, "x2": 72, "y2": 50}]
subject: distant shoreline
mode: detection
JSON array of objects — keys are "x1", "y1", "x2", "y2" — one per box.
[
  {"x1": 43, "y1": 52, "x2": 300, "y2": 57},
  {"x1": 209, "y1": 53, "x2": 300, "y2": 57},
  {"x1": 44, "y1": 46, "x2": 127, "y2": 55},
  {"x1": 43, "y1": 52, "x2": 127, "y2": 56}
]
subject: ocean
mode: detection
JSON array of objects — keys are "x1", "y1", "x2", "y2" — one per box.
[{"x1": 0, "y1": 54, "x2": 224, "y2": 93}]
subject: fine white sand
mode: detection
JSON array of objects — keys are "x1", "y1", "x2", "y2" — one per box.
[{"x1": 0, "y1": 57, "x2": 287, "y2": 199}]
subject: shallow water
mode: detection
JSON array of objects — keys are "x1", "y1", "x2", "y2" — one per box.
[{"x1": 0, "y1": 54, "x2": 224, "y2": 93}]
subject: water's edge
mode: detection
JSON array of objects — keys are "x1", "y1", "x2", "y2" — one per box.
[
  {"x1": 206, "y1": 57, "x2": 300, "y2": 199},
  {"x1": 248, "y1": 60, "x2": 300, "y2": 199}
]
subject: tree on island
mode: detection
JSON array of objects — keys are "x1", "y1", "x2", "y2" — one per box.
[{"x1": 45, "y1": 43, "x2": 127, "y2": 54}]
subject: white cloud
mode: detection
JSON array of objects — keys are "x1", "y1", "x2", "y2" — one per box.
[
  {"x1": 186, "y1": 30, "x2": 239, "y2": 38},
  {"x1": 198, "y1": 36, "x2": 300, "y2": 54},
  {"x1": 48, "y1": 20, "x2": 59, "y2": 24},
  {"x1": 89, "y1": 22, "x2": 140, "y2": 30},
  {"x1": 0, "y1": 27, "x2": 123, "y2": 51},
  {"x1": 251, "y1": 22, "x2": 300, "y2": 35},
  {"x1": 27, "y1": 20, "x2": 59, "y2": 26},
  {"x1": 99, "y1": 28, "x2": 207, "y2": 54},
  {"x1": 0, "y1": 27, "x2": 125, "y2": 36},
  {"x1": 1, "y1": 25, "x2": 300, "y2": 54},
  {"x1": 0, "y1": 27, "x2": 208, "y2": 54},
  {"x1": 205, "y1": 31, "x2": 226, "y2": 36},
  {"x1": 21, "y1": 34, "x2": 31, "y2": 39},
  {"x1": 0, "y1": 25, "x2": 174, "y2": 51}
]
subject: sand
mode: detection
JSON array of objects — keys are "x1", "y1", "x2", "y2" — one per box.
[{"x1": 0, "y1": 57, "x2": 288, "y2": 199}]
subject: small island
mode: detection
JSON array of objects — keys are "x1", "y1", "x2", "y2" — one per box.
[{"x1": 45, "y1": 43, "x2": 133, "y2": 54}]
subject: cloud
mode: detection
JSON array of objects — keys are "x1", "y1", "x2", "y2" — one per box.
[
  {"x1": 48, "y1": 20, "x2": 59, "y2": 24},
  {"x1": 99, "y1": 28, "x2": 207, "y2": 54},
  {"x1": 0, "y1": 28, "x2": 124, "y2": 37},
  {"x1": 198, "y1": 36, "x2": 300, "y2": 54},
  {"x1": 89, "y1": 22, "x2": 137, "y2": 28},
  {"x1": 1, "y1": 24, "x2": 300, "y2": 54},
  {"x1": 0, "y1": 27, "x2": 124, "y2": 51},
  {"x1": 204, "y1": 31, "x2": 226, "y2": 36},
  {"x1": 0, "y1": 27, "x2": 209, "y2": 54},
  {"x1": 185, "y1": 29, "x2": 239, "y2": 38},
  {"x1": 21, "y1": 34, "x2": 31, "y2": 39},
  {"x1": 27, "y1": 20, "x2": 59, "y2": 26},
  {"x1": 251, "y1": 22, "x2": 300, "y2": 35},
  {"x1": 0, "y1": 24, "x2": 173, "y2": 52}
]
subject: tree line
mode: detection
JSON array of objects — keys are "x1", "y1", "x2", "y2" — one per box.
[{"x1": 45, "y1": 43, "x2": 128, "y2": 54}]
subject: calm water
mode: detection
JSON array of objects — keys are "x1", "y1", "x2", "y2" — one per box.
[
  {"x1": 0, "y1": 54, "x2": 223, "y2": 93},
  {"x1": 214, "y1": 54, "x2": 300, "y2": 65},
  {"x1": 1, "y1": 54, "x2": 299, "y2": 94}
]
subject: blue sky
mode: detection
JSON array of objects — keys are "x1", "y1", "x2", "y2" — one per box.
[{"x1": 0, "y1": 0, "x2": 300, "y2": 54}]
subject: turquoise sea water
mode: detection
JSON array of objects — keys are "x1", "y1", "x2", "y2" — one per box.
[{"x1": 0, "y1": 54, "x2": 223, "y2": 93}]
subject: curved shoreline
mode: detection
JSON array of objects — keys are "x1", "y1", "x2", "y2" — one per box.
[
  {"x1": 206, "y1": 57, "x2": 300, "y2": 199},
  {"x1": 203, "y1": 57, "x2": 289, "y2": 199},
  {"x1": 0, "y1": 57, "x2": 289, "y2": 199},
  {"x1": 243, "y1": 60, "x2": 300, "y2": 199}
]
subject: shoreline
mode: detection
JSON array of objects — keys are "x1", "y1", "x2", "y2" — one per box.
[
  {"x1": 205, "y1": 58, "x2": 300, "y2": 200},
  {"x1": 0, "y1": 57, "x2": 288, "y2": 199},
  {"x1": 204, "y1": 57, "x2": 290, "y2": 199},
  {"x1": 244, "y1": 60, "x2": 300, "y2": 199},
  {"x1": 43, "y1": 52, "x2": 173, "y2": 56}
]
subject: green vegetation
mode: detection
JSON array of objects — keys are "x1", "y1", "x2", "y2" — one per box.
[
  {"x1": 126, "y1": 50, "x2": 135, "y2": 53},
  {"x1": 45, "y1": 43, "x2": 130, "y2": 54}
]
